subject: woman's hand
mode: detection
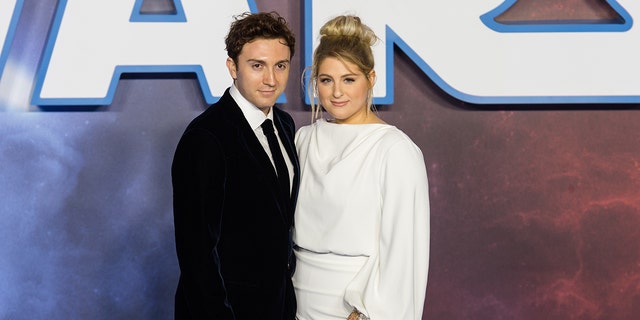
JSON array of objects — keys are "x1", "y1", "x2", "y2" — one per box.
[{"x1": 347, "y1": 309, "x2": 367, "y2": 320}]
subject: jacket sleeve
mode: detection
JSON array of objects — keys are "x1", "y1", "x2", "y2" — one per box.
[
  {"x1": 172, "y1": 128, "x2": 235, "y2": 319},
  {"x1": 345, "y1": 138, "x2": 430, "y2": 320}
]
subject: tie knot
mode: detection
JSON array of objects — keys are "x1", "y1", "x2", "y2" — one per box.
[{"x1": 261, "y1": 119, "x2": 275, "y2": 134}]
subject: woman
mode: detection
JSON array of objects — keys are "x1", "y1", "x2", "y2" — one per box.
[{"x1": 292, "y1": 15, "x2": 430, "y2": 320}]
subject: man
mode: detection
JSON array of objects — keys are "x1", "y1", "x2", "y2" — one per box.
[{"x1": 171, "y1": 12, "x2": 298, "y2": 319}]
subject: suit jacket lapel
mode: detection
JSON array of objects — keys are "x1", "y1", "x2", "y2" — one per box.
[
  {"x1": 273, "y1": 112, "x2": 299, "y2": 201},
  {"x1": 273, "y1": 111, "x2": 299, "y2": 227},
  {"x1": 220, "y1": 92, "x2": 289, "y2": 223}
]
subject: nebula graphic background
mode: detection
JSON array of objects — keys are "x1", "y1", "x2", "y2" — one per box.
[{"x1": 1, "y1": 1, "x2": 639, "y2": 319}]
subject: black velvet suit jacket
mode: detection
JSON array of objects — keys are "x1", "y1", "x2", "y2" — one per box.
[{"x1": 171, "y1": 89, "x2": 299, "y2": 319}]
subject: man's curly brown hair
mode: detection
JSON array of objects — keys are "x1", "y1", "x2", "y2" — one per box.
[{"x1": 225, "y1": 11, "x2": 296, "y2": 63}]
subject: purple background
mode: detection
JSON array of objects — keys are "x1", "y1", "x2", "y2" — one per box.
[{"x1": 1, "y1": 1, "x2": 638, "y2": 319}]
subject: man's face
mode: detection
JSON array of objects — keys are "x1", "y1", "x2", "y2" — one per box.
[{"x1": 226, "y1": 38, "x2": 291, "y2": 114}]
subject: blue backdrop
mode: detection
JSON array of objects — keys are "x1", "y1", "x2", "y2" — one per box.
[{"x1": 3, "y1": 1, "x2": 640, "y2": 319}]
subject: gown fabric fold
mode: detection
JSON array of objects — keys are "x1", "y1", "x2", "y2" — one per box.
[{"x1": 293, "y1": 119, "x2": 430, "y2": 320}]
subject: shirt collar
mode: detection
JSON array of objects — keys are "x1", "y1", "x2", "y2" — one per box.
[{"x1": 229, "y1": 84, "x2": 273, "y2": 130}]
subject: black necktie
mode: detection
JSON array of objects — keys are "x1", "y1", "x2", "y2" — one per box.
[{"x1": 261, "y1": 119, "x2": 290, "y2": 198}]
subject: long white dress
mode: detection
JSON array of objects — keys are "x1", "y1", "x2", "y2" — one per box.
[{"x1": 293, "y1": 119, "x2": 430, "y2": 320}]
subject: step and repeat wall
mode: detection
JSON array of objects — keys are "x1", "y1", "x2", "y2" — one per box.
[{"x1": 1, "y1": 0, "x2": 639, "y2": 319}]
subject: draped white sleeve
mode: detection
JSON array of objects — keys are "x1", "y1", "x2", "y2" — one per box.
[{"x1": 344, "y1": 138, "x2": 430, "y2": 320}]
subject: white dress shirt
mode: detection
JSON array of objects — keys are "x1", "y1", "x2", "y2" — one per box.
[{"x1": 229, "y1": 84, "x2": 293, "y2": 193}]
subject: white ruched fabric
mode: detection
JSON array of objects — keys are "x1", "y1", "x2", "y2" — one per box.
[{"x1": 293, "y1": 119, "x2": 430, "y2": 320}]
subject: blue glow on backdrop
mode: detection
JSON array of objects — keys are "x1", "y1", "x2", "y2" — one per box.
[
  {"x1": 0, "y1": 1, "x2": 193, "y2": 318},
  {"x1": 4, "y1": 1, "x2": 640, "y2": 319}
]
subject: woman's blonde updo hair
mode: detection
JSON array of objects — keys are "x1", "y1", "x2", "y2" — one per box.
[{"x1": 307, "y1": 15, "x2": 379, "y2": 121}]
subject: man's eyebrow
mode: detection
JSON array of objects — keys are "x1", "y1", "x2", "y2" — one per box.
[
  {"x1": 245, "y1": 58, "x2": 290, "y2": 65},
  {"x1": 246, "y1": 59, "x2": 266, "y2": 64}
]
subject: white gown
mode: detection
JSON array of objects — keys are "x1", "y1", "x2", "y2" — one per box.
[{"x1": 293, "y1": 119, "x2": 430, "y2": 320}]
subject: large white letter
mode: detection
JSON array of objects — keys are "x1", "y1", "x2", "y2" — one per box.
[
  {"x1": 32, "y1": 0, "x2": 256, "y2": 106},
  {"x1": 308, "y1": 0, "x2": 640, "y2": 104},
  {"x1": 0, "y1": 0, "x2": 23, "y2": 80}
]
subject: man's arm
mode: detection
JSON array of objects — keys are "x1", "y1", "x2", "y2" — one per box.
[{"x1": 172, "y1": 128, "x2": 234, "y2": 319}]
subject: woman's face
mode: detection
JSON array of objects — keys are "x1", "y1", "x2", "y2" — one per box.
[{"x1": 316, "y1": 57, "x2": 374, "y2": 124}]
